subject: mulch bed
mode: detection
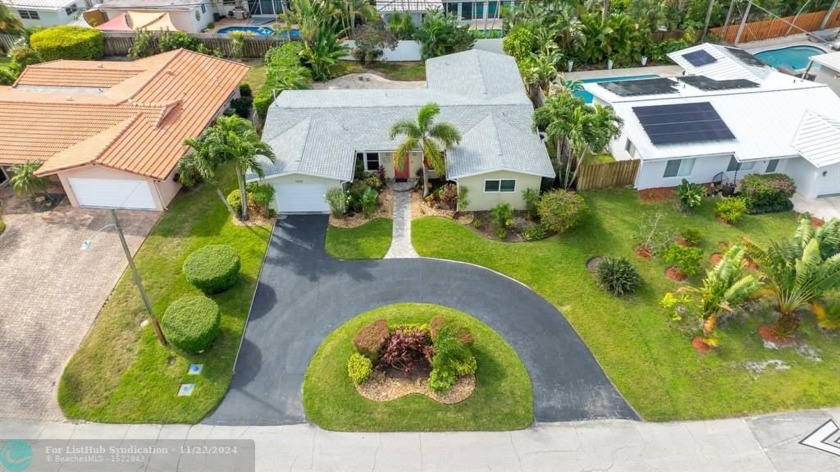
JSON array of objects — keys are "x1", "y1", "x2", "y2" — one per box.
[
  {"x1": 586, "y1": 256, "x2": 603, "y2": 276},
  {"x1": 710, "y1": 253, "x2": 723, "y2": 265},
  {"x1": 330, "y1": 188, "x2": 394, "y2": 228},
  {"x1": 410, "y1": 191, "x2": 473, "y2": 224},
  {"x1": 692, "y1": 337, "x2": 713, "y2": 353},
  {"x1": 665, "y1": 267, "x2": 688, "y2": 282},
  {"x1": 639, "y1": 187, "x2": 675, "y2": 203},
  {"x1": 355, "y1": 369, "x2": 475, "y2": 404},
  {"x1": 759, "y1": 324, "x2": 795, "y2": 348},
  {"x1": 635, "y1": 245, "x2": 653, "y2": 259}
]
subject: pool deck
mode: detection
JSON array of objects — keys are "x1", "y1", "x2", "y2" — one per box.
[
  {"x1": 565, "y1": 65, "x2": 682, "y2": 81},
  {"x1": 740, "y1": 28, "x2": 839, "y2": 53}
]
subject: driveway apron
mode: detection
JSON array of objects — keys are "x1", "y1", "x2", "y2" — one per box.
[{"x1": 206, "y1": 215, "x2": 637, "y2": 425}]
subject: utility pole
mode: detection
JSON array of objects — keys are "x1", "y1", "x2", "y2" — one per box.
[
  {"x1": 111, "y1": 210, "x2": 167, "y2": 345},
  {"x1": 701, "y1": 0, "x2": 716, "y2": 42},
  {"x1": 734, "y1": 0, "x2": 752, "y2": 45}
]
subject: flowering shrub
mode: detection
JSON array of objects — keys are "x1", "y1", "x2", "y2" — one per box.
[
  {"x1": 537, "y1": 189, "x2": 587, "y2": 234},
  {"x1": 740, "y1": 174, "x2": 796, "y2": 214}
]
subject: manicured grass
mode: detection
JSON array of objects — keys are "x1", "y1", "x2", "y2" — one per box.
[
  {"x1": 303, "y1": 303, "x2": 533, "y2": 431},
  {"x1": 412, "y1": 189, "x2": 840, "y2": 421},
  {"x1": 241, "y1": 59, "x2": 267, "y2": 91},
  {"x1": 333, "y1": 61, "x2": 426, "y2": 81},
  {"x1": 58, "y1": 166, "x2": 271, "y2": 423},
  {"x1": 586, "y1": 153, "x2": 616, "y2": 164},
  {"x1": 325, "y1": 219, "x2": 393, "y2": 259}
]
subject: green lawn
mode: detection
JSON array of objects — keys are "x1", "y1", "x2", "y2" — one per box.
[
  {"x1": 241, "y1": 59, "x2": 266, "y2": 91},
  {"x1": 303, "y1": 303, "x2": 533, "y2": 431},
  {"x1": 412, "y1": 189, "x2": 840, "y2": 421},
  {"x1": 333, "y1": 61, "x2": 426, "y2": 81},
  {"x1": 325, "y1": 219, "x2": 393, "y2": 259},
  {"x1": 58, "y1": 166, "x2": 272, "y2": 423}
]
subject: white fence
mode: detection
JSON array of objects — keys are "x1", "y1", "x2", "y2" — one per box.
[{"x1": 342, "y1": 39, "x2": 505, "y2": 62}]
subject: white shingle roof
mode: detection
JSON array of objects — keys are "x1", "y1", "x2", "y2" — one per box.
[
  {"x1": 257, "y1": 50, "x2": 553, "y2": 182},
  {"x1": 668, "y1": 43, "x2": 775, "y2": 82},
  {"x1": 793, "y1": 111, "x2": 840, "y2": 168}
]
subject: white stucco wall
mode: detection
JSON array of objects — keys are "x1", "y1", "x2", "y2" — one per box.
[
  {"x1": 14, "y1": 8, "x2": 66, "y2": 28},
  {"x1": 342, "y1": 40, "x2": 423, "y2": 62},
  {"x1": 165, "y1": 4, "x2": 213, "y2": 33},
  {"x1": 457, "y1": 170, "x2": 541, "y2": 211},
  {"x1": 474, "y1": 39, "x2": 504, "y2": 54},
  {"x1": 814, "y1": 66, "x2": 840, "y2": 98},
  {"x1": 634, "y1": 155, "x2": 789, "y2": 190}
]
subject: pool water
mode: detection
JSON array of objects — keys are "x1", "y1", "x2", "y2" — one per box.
[
  {"x1": 217, "y1": 26, "x2": 276, "y2": 36},
  {"x1": 572, "y1": 74, "x2": 659, "y2": 103},
  {"x1": 754, "y1": 45, "x2": 825, "y2": 71}
]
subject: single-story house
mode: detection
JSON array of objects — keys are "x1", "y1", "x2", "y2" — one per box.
[
  {"x1": 97, "y1": 0, "x2": 215, "y2": 33},
  {"x1": 253, "y1": 49, "x2": 554, "y2": 213},
  {"x1": 584, "y1": 43, "x2": 840, "y2": 199},
  {"x1": 0, "y1": 49, "x2": 248, "y2": 210},
  {"x1": 2, "y1": 0, "x2": 97, "y2": 28},
  {"x1": 804, "y1": 50, "x2": 840, "y2": 97}
]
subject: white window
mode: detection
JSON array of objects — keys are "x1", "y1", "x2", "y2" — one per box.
[
  {"x1": 201, "y1": 3, "x2": 206, "y2": 13},
  {"x1": 484, "y1": 179, "x2": 516, "y2": 192},
  {"x1": 17, "y1": 9, "x2": 40, "y2": 19},
  {"x1": 625, "y1": 140, "x2": 637, "y2": 158},
  {"x1": 727, "y1": 156, "x2": 754, "y2": 172},
  {"x1": 663, "y1": 158, "x2": 695, "y2": 178},
  {"x1": 766, "y1": 159, "x2": 779, "y2": 173},
  {"x1": 65, "y1": 4, "x2": 78, "y2": 15},
  {"x1": 356, "y1": 152, "x2": 381, "y2": 172}
]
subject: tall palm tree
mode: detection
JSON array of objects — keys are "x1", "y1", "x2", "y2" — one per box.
[
  {"x1": 301, "y1": 23, "x2": 349, "y2": 81},
  {"x1": 389, "y1": 102, "x2": 461, "y2": 195},
  {"x1": 178, "y1": 116, "x2": 275, "y2": 220},
  {"x1": 10, "y1": 160, "x2": 49, "y2": 201},
  {"x1": 0, "y1": 3, "x2": 23, "y2": 33}
]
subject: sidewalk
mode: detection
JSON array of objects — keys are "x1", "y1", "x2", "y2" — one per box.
[{"x1": 2, "y1": 409, "x2": 839, "y2": 471}]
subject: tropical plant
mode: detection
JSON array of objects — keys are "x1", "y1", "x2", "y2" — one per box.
[
  {"x1": 502, "y1": 24, "x2": 537, "y2": 64},
  {"x1": 301, "y1": 23, "x2": 349, "y2": 81},
  {"x1": 537, "y1": 189, "x2": 587, "y2": 234},
  {"x1": 715, "y1": 196, "x2": 747, "y2": 224},
  {"x1": 254, "y1": 42, "x2": 312, "y2": 119},
  {"x1": 378, "y1": 325, "x2": 431, "y2": 374},
  {"x1": 676, "y1": 179, "x2": 703, "y2": 211},
  {"x1": 679, "y1": 227, "x2": 702, "y2": 247},
  {"x1": 158, "y1": 30, "x2": 199, "y2": 52},
  {"x1": 490, "y1": 202, "x2": 514, "y2": 238},
  {"x1": 428, "y1": 324, "x2": 477, "y2": 392},
  {"x1": 662, "y1": 243, "x2": 703, "y2": 277},
  {"x1": 10, "y1": 161, "x2": 49, "y2": 201},
  {"x1": 457, "y1": 186, "x2": 469, "y2": 211},
  {"x1": 128, "y1": 30, "x2": 156, "y2": 58},
  {"x1": 694, "y1": 245, "x2": 758, "y2": 335},
  {"x1": 247, "y1": 181, "x2": 274, "y2": 215},
  {"x1": 793, "y1": 214, "x2": 840, "y2": 259},
  {"x1": 9, "y1": 45, "x2": 41, "y2": 70},
  {"x1": 389, "y1": 102, "x2": 461, "y2": 194},
  {"x1": 228, "y1": 31, "x2": 251, "y2": 60},
  {"x1": 360, "y1": 186, "x2": 378, "y2": 218},
  {"x1": 0, "y1": 68, "x2": 16, "y2": 85},
  {"x1": 597, "y1": 256, "x2": 641, "y2": 295},
  {"x1": 325, "y1": 187, "x2": 347, "y2": 218},
  {"x1": 811, "y1": 294, "x2": 840, "y2": 330},
  {"x1": 522, "y1": 188, "x2": 540, "y2": 220},
  {"x1": 0, "y1": 2, "x2": 23, "y2": 33},
  {"x1": 519, "y1": 45, "x2": 560, "y2": 104},
  {"x1": 415, "y1": 9, "x2": 474, "y2": 59},
  {"x1": 745, "y1": 236, "x2": 840, "y2": 335},
  {"x1": 387, "y1": 11, "x2": 416, "y2": 39},
  {"x1": 352, "y1": 20, "x2": 397, "y2": 64}
]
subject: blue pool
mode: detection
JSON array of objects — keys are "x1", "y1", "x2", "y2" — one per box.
[
  {"x1": 754, "y1": 45, "x2": 825, "y2": 71},
  {"x1": 217, "y1": 26, "x2": 276, "y2": 36},
  {"x1": 573, "y1": 74, "x2": 659, "y2": 103}
]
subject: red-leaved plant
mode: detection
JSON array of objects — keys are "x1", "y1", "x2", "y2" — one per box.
[{"x1": 378, "y1": 326, "x2": 433, "y2": 374}]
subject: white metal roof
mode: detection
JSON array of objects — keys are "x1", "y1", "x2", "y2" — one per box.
[
  {"x1": 810, "y1": 51, "x2": 840, "y2": 72},
  {"x1": 667, "y1": 43, "x2": 775, "y2": 82},
  {"x1": 793, "y1": 111, "x2": 840, "y2": 168},
  {"x1": 588, "y1": 78, "x2": 840, "y2": 165}
]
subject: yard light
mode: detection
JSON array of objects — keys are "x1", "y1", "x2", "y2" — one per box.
[{"x1": 81, "y1": 209, "x2": 167, "y2": 345}]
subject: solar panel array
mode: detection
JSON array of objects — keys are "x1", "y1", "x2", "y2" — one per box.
[
  {"x1": 677, "y1": 75, "x2": 760, "y2": 91},
  {"x1": 633, "y1": 102, "x2": 735, "y2": 145},
  {"x1": 724, "y1": 47, "x2": 769, "y2": 68},
  {"x1": 682, "y1": 50, "x2": 717, "y2": 67},
  {"x1": 599, "y1": 77, "x2": 677, "y2": 96}
]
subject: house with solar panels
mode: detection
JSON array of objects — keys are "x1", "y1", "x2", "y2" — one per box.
[{"x1": 584, "y1": 43, "x2": 840, "y2": 200}]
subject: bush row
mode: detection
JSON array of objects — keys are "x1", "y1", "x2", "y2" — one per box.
[{"x1": 254, "y1": 42, "x2": 312, "y2": 119}]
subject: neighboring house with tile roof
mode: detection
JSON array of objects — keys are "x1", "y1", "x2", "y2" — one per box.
[
  {"x1": 585, "y1": 43, "x2": 840, "y2": 199},
  {"x1": 1, "y1": 0, "x2": 97, "y2": 28},
  {"x1": 0, "y1": 49, "x2": 248, "y2": 210},
  {"x1": 254, "y1": 49, "x2": 554, "y2": 213}
]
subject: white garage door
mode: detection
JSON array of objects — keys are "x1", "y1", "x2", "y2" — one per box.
[
  {"x1": 274, "y1": 183, "x2": 330, "y2": 213},
  {"x1": 68, "y1": 178, "x2": 157, "y2": 210}
]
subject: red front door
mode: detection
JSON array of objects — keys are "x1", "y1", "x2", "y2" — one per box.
[{"x1": 395, "y1": 155, "x2": 410, "y2": 181}]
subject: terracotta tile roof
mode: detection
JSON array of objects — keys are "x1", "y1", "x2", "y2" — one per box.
[{"x1": 0, "y1": 50, "x2": 249, "y2": 180}]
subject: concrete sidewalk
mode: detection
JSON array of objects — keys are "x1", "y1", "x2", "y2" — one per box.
[{"x1": 3, "y1": 409, "x2": 840, "y2": 471}]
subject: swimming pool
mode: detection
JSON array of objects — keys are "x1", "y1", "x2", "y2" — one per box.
[
  {"x1": 753, "y1": 45, "x2": 825, "y2": 71},
  {"x1": 217, "y1": 26, "x2": 276, "y2": 36},
  {"x1": 573, "y1": 74, "x2": 659, "y2": 103}
]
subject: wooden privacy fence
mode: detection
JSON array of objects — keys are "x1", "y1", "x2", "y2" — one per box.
[
  {"x1": 711, "y1": 9, "x2": 840, "y2": 43},
  {"x1": 101, "y1": 31, "x2": 287, "y2": 58},
  {"x1": 576, "y1": 160, "x2": 640, "y2": 191}
]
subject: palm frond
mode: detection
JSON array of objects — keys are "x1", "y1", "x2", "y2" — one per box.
[
  {"x1": 389, "y1": 120, "x2": 420, "y2": 140},
  {"x1": 429, "y1": 122, "x2": 462, "y2": 147}
]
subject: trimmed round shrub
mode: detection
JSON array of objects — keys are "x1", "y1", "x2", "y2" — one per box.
[
  {"x1": 596, "y1": 256, "x2": 641, "y2": 296},
  {"x1": 183, "y1": 244, "x2": 241, "y2": 294},
  {"x1": 31, "y1": 26, "x2": 104, "y2": 61},
  {"x1": 537, "y1": 189, "x2": 588, "y2": 234},
  {"x1": 347, "y1": 353, "x2": 372, "y2": 385},
  {"x1": 352, "y1": 318, "x2": 389, "y2": 361},
  {"x1": 162, "y1": 296, "x2": 221, "y2": 353}
]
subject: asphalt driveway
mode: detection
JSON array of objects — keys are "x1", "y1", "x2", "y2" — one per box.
[
  {"x1": 207, "y1": 215, "x2": 637, "y2": 426},
  {"x1": 0, "y1": 195, "x2": 158, "y2": 420}
]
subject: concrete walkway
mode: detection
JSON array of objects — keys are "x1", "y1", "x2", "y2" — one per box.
[
  {"x1": 384, "y1": 181, "x2": 419, "y2": 259},
  {"x1": 792, "y1": 193, "x2": 840, "y2": 221},
  {"x1": 4, "y1": 409, "x2": 840, "y2": 471}
]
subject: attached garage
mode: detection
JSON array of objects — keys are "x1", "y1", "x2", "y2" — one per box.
[
  {"x1": 68, "y1": 177, "x2": 157, "y2": 210},
  {"x1": 273, "y1": 183, "x2": 330, "y2": 213}
]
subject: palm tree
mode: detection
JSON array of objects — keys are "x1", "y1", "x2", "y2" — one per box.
[
  {"x1": 520, "y1": 45, "x2": 560, "y2": 106},
  {"x1": 389, "y1": 102, "x2": 461, "y2": 195},
  {"x1": 0, "y1": 3, "x2": 23, "y2": 33},
  {"x1": 301, "y1": 23, "x2": 349, "y2": 81},
  {"x1": 10, "y1": 160, "x2": 49, "y2": 201},
  {"x1": 695, "y1": 245, "x2": 759, "y2": 336},
  {"x1": 178, "y1": 116, "x2": 275, "y2": 220}
]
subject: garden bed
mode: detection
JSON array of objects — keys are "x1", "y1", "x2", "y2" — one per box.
[
  {"x1": 303, "y1": 303, "x2": 533, "y2": 431},
  {"x1": 356, "y1": 370, "x2": 475, "y2": 404},
  {"x1": 329, "y1": 187, "x2": 393, "y2": 228}
]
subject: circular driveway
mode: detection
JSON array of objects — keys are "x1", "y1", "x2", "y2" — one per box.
[{"x1": 205, "y1": 215, "x2": 638, "y2": 426}]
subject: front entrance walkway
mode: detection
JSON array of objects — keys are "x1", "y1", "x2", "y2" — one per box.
[
  {"x1": 0, "y1": 195, "x2": 158, "y2": 420},
  {"x1": 384, "y1": 181, "x2": 418, "y2": 259},
  {"x1": 792, "y1": 193, "x2": 840, "y2": 221}
]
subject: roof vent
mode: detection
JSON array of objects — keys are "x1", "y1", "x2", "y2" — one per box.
[
  {"x1": 66, "y1": 96, "x2": 73, "y2": 101},
  {"x1": 166, "y1": 69, "x2": 175, "y2": 76},
  {"x1": 97, "y1": 63, "x2": 103, "y2": 68}
]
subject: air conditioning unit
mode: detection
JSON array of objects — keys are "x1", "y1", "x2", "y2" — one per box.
[{"x1": 232, "y1": 8, "x2": 249, "y2": 19}]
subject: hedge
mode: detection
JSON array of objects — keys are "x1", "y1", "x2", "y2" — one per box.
[
  {"x1": 741, "y1": 173, "x2": 796, "y2": 214},
  {"x1": 183, "y1": 244, "x2": 241, "y2": 294},
  {"x1": 255, "y1": 42, "x2": 311, "y2": 119},
  {"x1": 30, "y1": 26, "x2": 104, "y2": 61},
  {"x1": 352, "y1": 319, "x2": 389, "y2": 361},
  {"x1": 161, "y1": 296, "x2": 221, "y2": 354}
]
